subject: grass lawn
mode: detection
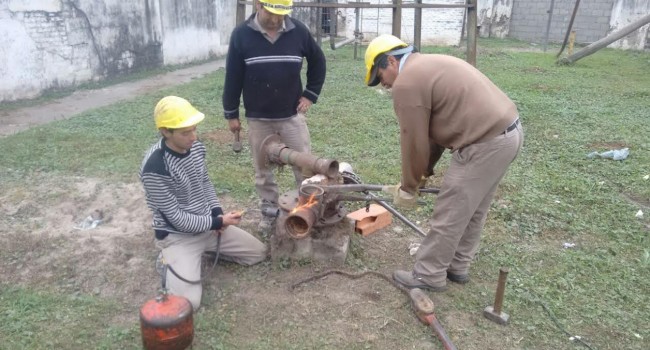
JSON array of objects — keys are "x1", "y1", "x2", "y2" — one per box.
[{"x1": 0, "y1": 39, "x2": 648, "y2": 349}]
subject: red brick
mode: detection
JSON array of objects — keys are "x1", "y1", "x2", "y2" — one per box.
[{"x1": 346, "y1": 204, "x2": 392, "y2": 236}]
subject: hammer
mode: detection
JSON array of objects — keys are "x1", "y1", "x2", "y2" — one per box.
[
  {"x1": 232, "y1": 130, "x2": 242, "y2": 153},
  {"x1": 409, "y1": 288, "x2": 458, "y2": 350},
  {"x1": 483, "y1": 267, "x2": 510, "y2": 325}
]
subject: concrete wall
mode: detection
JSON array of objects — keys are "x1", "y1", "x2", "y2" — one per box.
[
  {"x1": 608, "y1": 0, "x2": 650, "y2": 50},
  {"x1": 477, "y1": 0, "x2": 512, "y2": 38},
  {"x1": 0, "y1": 0, "x2": 236, "y2": 102}
]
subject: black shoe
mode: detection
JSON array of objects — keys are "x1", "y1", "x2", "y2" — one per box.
[
  {"x1": 393, "y1": 270, "x2": 448, "y2": 292},
  {"x1": 447, "y1": 272, "x2": 470, "y2": 284}
]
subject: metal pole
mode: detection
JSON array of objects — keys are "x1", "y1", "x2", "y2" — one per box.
[
  {"x1": 316, "y1": 0, "x2": 322, "y2": 46},
  {"x1": 543, "y1": 0, "x2": 555, "y2": 52}
]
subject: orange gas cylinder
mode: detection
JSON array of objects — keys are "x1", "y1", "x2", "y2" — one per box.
[{"x1": 140, "y1": 293, "x2": 194, "y2": 350}]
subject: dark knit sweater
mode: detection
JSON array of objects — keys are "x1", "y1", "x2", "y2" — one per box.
[
  {"x1": 140, "y1": 139, "x2": 224, "y2": 240},
  {"x1": 222, "y1": 13, "x2": 326, "y2": 120}
]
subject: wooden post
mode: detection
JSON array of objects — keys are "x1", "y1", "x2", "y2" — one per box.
[
  {"x1": 236, "y1": 0, "x2": 246, "y2": 25},
  {"x1": 316, "y1": 0, "x2": 322, "y2": 46},
  {"x1": 556, "y1": 0, "x2": 581, "y2": 58},
  {"x1": 568, "y1": 30, "x2": 576, "y2": 55},
  {"x1": 559, "y1": 13, "x2": 650, "y2": 64},
  {"x1": 466, "y1": 0, "x2": 477, "y2": 66},
  {"x1": 414, "y1": 0, "x2": 422, "y2": 49},
  {"x1": 392, "y1": 0, "x2": 402, "y2": 38}
]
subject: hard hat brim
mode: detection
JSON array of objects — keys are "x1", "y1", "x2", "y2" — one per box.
[
  {"x1": 173, "y1": 111, "x2": 205, "y2": 129},
  {"x1": 264, "y1": 7, "x2": 291, "y2": 15},
  {"x1": 366, "y1": 65, "x2": 381, "y2": 87}
]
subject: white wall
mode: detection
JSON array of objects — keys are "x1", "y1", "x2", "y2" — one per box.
[
  {"x1": 342, "y1": 0, "x2": 465, "y2": 45},
  {"x1": 0, "y1": 0, "x2": 237, "y2": 102}
]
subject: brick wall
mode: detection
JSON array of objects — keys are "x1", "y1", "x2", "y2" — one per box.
[{"x1": 509, "y1": 0, "x2": 617, "y2": 44}]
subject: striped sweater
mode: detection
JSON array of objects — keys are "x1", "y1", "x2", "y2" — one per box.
[
  {"x1": 140, "y1": 139, "x2": 224, "y2": 240},
  {"x1": 222, "y1": 13, "x2": 326, "y2": 121}
]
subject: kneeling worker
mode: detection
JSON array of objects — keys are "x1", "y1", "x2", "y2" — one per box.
[{"x1": 140, "y1": 96, "x2": 267, "y2": 310}]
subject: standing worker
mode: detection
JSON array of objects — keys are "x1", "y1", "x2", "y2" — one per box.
[
  {"x1": 364, "y1": 35, "x2": 524, "y2": 291},
  {"x1": 140, "y1": 96, "x2": 267, "y2": 310},
  {"x1": 222, "y1": 0, "x2": 327, "y2": 234}
]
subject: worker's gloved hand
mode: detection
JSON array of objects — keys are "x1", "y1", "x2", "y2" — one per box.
[{"x1": 382, "y1": 184, "x2": 418, "y2": 209}]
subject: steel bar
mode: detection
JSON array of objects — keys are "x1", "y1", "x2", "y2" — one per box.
[
  {"x1": 321, "y1": 184, "x2": 440, "y2": 194},
  {"x1": 371, "y1": 195, "x2": 427, "y2": 237}
]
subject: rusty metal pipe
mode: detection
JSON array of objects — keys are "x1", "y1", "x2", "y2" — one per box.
[
  {"x1": 286, "y1": 206, "x2": 319, "y2": 239},
  {"x1": 262, "y1": 134, "x2": 339, "y2": 178}
]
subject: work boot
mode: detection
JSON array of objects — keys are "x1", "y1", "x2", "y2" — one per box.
[
  {"x1": 447, "y1": 271, "x2": 470, "y2": 284},
  {"x1": 392, "y1": 270, "x2": 447, "y2": 292}
]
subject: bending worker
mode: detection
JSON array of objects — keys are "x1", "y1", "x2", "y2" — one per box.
[
  {"x1": 364, "y1": 35, "x2": 524, "y2": 291},
  {"x1": 222, "y1": 0, "x2": 326, "y2": 234},
  {"x1": 140, "y1": 96, "x2": 267, "y2": 310}
]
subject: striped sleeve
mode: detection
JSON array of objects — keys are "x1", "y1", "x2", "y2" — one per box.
[{"x1": 141, "y1": 172, "x2": 216, "y2": 234}]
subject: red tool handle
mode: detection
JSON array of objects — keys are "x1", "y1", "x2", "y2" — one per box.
[{"x1": 427, "y1": 315, "x2": 457, "y2": 350}]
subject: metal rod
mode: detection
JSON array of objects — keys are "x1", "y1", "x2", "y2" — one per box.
[
  {"x1": 371, "y1": 196, "x2": 427, "y2": 237},
  {"x1": 321, "y1": 184, "x2": 440, "y2": 194}
]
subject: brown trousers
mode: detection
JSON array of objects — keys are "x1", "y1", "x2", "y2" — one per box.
[
  {"x1": 155, "y1": 226, "x2": 267, "y2": 310},
  {"x1": 414, "y1": 122, "x2": 523, "y2": 286}
]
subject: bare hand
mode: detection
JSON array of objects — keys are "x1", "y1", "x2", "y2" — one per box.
[
  {"x1": 297, "y1": 97, "x2": 313, "y2": 114},
  {"x1": 228, "y1": 119, "x2": 241, "y2": 133},
  {"x1": 221, "y1": 211, "x2": 243, "y2": 226}
]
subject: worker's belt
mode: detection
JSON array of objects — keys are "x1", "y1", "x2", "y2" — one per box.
[{"x1": 501, "y1": 118, "x2": 520, "y2": 135}]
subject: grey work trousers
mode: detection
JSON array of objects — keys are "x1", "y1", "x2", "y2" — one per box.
[
  {"x1": 247, "y1": 113, "x2": 311, "y2": 207},
  {"x1": 414, "y1": 121, "x2": 524, "y2": 286},
  {"x1": 155, "y1": 226, "x2": 267, "y2": 310}
]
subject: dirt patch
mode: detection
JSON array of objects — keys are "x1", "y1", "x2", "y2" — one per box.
[
  {"x1": 0, "y1": 174, "x2": 493, "y2": 348},
  {"x1": 586, "y1": 141, "x2": 629, "y2": 150}
]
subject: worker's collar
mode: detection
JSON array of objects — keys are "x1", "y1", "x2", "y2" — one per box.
[
  {"x1": 394, "y1": 46, "x2": 414, "y2": 73},
  {"x1": 249, "y1": 13, "x2": 293, "y2": 35}
]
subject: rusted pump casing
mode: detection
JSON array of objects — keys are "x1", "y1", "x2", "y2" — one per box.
[{"x1": 140, "y1": 293, "x2": 194, "y2": 350}]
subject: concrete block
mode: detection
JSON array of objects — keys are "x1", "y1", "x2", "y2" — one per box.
[{"x1": 346, "y1": 204, "x2": 392, "y2": 236}]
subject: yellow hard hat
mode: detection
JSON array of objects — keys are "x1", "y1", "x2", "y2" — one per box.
[
  {"x1": 259, "y1": 0, "x2": 293, "y2": 15},
  {"x1": 154, "y1": 96, "x2": 205, "y2": 129},
  {"x1": 364, "y1": 34, "x2": 408, "y2": 86}
]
